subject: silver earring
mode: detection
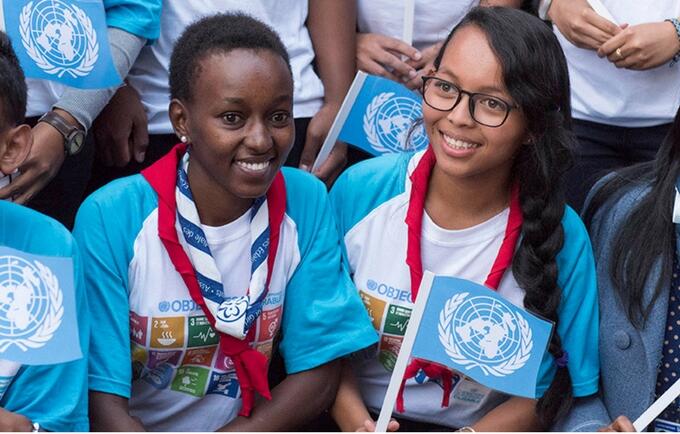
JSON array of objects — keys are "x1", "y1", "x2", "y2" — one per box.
[{"x1": 180, "y1": 136, "x2": 188, "y2": 143}]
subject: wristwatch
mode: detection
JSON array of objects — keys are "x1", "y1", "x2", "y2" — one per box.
[
  {"x1": 38, "y1": 111, "x2": 86, "y2": 156},
  {"x1": 538, "y1": 0, "x2": 554, "y2": 21}
]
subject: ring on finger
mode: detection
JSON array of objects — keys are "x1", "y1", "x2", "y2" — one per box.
[{"x1": 615, "y1": 47, "x2": 624, "y2": 60}]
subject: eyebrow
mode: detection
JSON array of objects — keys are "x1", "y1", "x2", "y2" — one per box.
[
  {"x1": 436, "y1": 69, "x2": 506, "y2": 95},
  {"x1": 221, "y1": 94, "x2": 292, "y2": 104}
]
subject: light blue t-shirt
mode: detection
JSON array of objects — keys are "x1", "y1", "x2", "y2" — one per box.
[
  {"x1": 0, "y1": 201, "x2": 89, "y2": 432},
  {"x1": 74, "y1": 163, "x2": 377, "y2": 431},
  {"x1": 104, "y1": 0, "x2": 162, "y2": 42},
  {"x1": 330, "y1": 151, "x2": 600, "y2": 427}
]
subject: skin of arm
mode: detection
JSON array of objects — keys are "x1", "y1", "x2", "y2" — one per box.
[
  {"x1": 220, "y1": 360, "x2": 340, "y2": 432},
  {"x1": 299, "y1": 0, "x2": 356, "y2": 183},
  {"x1": 89, "y1": 391, "x2": 146, "y2": 432},
  {"x1": 330, "y1": 360, "x2": 373, "y2": 432},
  {"x1": 471, "y1": 396, "x2": 543, "y2": 432}
]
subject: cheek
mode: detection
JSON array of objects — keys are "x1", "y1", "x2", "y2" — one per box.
[
  {"x1": 272, "y1": 126, "x2": 295, "y2": 152},
  {"x1": 422, "y1": 105, "x2": 443, "y2": 133}
]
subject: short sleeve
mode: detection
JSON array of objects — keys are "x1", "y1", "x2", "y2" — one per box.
[
  {"x1": 73, "y1": 194, "x2": 134, "y2": 398},
  {"x1": 278, "y1": 171, "x2": 378, "y2": 373},
  {"x1": 104, "y1": 0, "x2": 162, "y2": 42},
  {"x1": 535, "y1": 207, "x2": 600, "y2": 398}
]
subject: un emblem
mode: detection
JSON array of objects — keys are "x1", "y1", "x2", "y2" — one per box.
[
  {"x1": 0, "y1": 256, "x2": 63, "y2": 352},
  {"x1": 363, "y1": 93, "x2": 428, "y2": 154},
  {"x1": 438, "y1": 293, "x2": 533, "y2": 377},
  {"x1": 19, "y1": 0, "x2": 99, "y2": 78}
]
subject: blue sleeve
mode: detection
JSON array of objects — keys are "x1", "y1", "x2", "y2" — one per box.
[
  {"x1": 72, "y1": 178, "x2": 152, "y2": 399},
  {"x1": 535, "y1": 207, "x2": 600, "y2": 398},
  {"x1": 0, "y1": 206, "x2": 90, "y2": 431},
  {"x1": 104, "y1": 0, "x2": 162, "y2": 42},
  {"x1": 278, "y1": 169, "x2": 378, "y2": 373}
]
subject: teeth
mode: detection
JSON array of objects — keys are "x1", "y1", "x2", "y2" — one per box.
[
  {"x1": 236, "y1": 160, "x2": 270, "y2": 172},
  {"x1": 443, "y1": 135, "x2": 480, "y2": 150}
]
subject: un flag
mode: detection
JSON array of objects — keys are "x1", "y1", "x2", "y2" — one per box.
[
  {"x1": 411, "y1": 274, "x2": 553, "y2": 399},
  {"x1": 1, "y1": 0, "x2": 121, "y2": 89}
]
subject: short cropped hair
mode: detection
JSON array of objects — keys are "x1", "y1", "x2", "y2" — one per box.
[
  {"x1": 169, "y1": 13, "x2": 292, "y2": 103},
  {"x1": 0, "y1": 32, "x2": 27, "y2": 127}
]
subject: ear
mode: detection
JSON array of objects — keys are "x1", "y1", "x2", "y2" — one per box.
[
  {"x1": 0, "y1": 124, "x2": 32, "y2": 174},
  {"x1": 168, "y1": 98, "x2": 190, "y2": 142}
]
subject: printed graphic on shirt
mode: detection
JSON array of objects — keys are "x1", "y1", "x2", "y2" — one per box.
[
  {"x1": 188, "y1": 315, "x2": 219, "y2": 347},
  {"x1": 383, "y1": 304, "x2": 411, "y2": 336},
  {"x1": 150, "y1": 316, "x2": 185, "y2": 349},
  {"x1": 452, "y1": 378, "x2": 486, "y2": 404},
  {"x1": 214, "y1": 352, "x2": 235, "y2": 371},
  {"x1": 182, "y1": 347, "x2": 217, "y2": 367},
  {"x1": 206, "y1": 371, "x2": 240, "y2": 398},
  {"x1": 131, "y1": 343, "x2": 148, "y2": 380},
  {"x1": 257, "y1": 307, "x2": 282, "y2": 342},
  {"x1": 256, "y1": 341, "x2": 273, "y2": 360},
  {"x1": 359, "y1": 290, "x2": 387, "y2": 330},
  {"x1": 148, "y1": 350, "x2": 182, "y2": 369},
  {"x1": 379, "y1": 334, "x2": 403, "y2": 371},
  {"x1": 171, "y1": 366, "x2": 210, "y2": 397},
  {"x1": 142, "y1": 362, "x2": 175, "y2": 390},
  {"x1": 0, "y1": 375, "x2": 13, "y2": 398},
  {"x1": 130, "y1": 312, "x2": 148, "y2": 346}
]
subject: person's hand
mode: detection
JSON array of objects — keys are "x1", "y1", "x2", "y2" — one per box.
[
  {"x1": 357, "y1": 33, "x2": 421, "y2": 83},
  {"x1": 357, "y1": 418, "x2": 400, "y2": 432},
  {"x1": 0, "y1": 408, "x2": 33, "y2": 431},
  {"x1": 598, "y1": 415, "x2": 635, "y2": 432},
  {"x1": 299, "y1": 102, "x2": 347, "y2": 186},
  {"x1": 548, "y1": 0, "x2": 622, "y2": 50},
  {"x1": 598, "y1": 21, "x2": 680, "y2": 70},
  {"x1": 404, "y1": 42, "x2": 443, "y2": 91},
  {"x1": 92, "y1": 84, "x2": 148, "y2": 167},
  {"x1": 0, "y1": 118, "x2": 64, "y2": 204}
]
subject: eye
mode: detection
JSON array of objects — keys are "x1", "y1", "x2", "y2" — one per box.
[
  {"x1": 434, "y1": 79, "x2": 455, "y2": 94},
  {"x1": 479, "y1": 97, "x2": 506, "y2": 112},
  {"x1": 221, "y1": 112, "x2": 243, "y2": 125},
  {"x1": 270, "y1": 111, "x2": 291, "y2": 126}
]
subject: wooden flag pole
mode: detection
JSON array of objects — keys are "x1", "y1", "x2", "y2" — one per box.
[
  {"x1": 634, "y1": 377, "x2": 680, "y2": 431},
  {"x1": 375, "y1": 271, "x2": 434, "y2": 432}
]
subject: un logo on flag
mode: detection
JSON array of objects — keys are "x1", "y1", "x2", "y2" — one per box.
[
  {"x1": 19, "y1": 0, "x2": 99, "y2": 79},
  {"x1": 438, "y1": 293, "x2": 533, "y2": 377},
  {"x1": 0, "y1": 256, "x2": 63, "y2": 352},
  {"x1": 363, "y1": 93, "x2": 428, "y2": 154}
]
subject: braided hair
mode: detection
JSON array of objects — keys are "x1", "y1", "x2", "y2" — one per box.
[{"x1": 433, "y1": 7, "x2": 575, "y2": 427}]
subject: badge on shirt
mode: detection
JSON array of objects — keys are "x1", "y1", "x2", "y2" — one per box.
[
  {"x1": 410, "y1": 274, "x2": 553, "y2": 398},
  {"x1": 0, "y1": 245, "x2": 82, "y2": 365}
]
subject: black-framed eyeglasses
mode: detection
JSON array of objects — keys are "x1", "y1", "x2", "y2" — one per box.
[{"x1": 421, "y1": 76, "x2": 516, "y2": 128}]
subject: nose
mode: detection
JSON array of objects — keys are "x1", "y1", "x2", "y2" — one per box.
[
  {"x1": 445, "y1": 93, "x2": 475, "y2": 127},
  {"x1": 244, "y1": 118, "x2": 273, "y2": 153}
]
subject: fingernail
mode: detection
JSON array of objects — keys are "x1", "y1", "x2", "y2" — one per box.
[
  {"x1": 413, "y1": 51, "x2": 422, "y2": 61},
  {"x1": 136, "y1": 152, "x2": 145, "y2": 163},
  {"x1": 299, "y1": 164, "x2": 310, "y2": 172}
]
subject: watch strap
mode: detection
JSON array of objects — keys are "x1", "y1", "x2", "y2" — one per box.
[{"x1": 37, "y1": 111, "x2": 84, "y2": 155}]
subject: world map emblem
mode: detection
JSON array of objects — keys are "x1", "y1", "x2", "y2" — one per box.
[
  {"x1": 0, "y1": 255, "x2": 63, "y2": 352},
  {"x1": 438, "y1": 292, "x2": 533, "y2": 377},
  {"x1": 19, "y1": 0, "x2": 99, "y2": 79},
  {"x1": 363, "y1": 92, "x2": 428, "y2": 154}
]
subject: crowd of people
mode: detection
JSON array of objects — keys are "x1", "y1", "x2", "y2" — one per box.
[{"x1": 0, "y1": 0, "x2": 679, "y2": 431}]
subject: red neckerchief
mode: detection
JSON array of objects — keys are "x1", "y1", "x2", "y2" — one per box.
[
  {"x1": 397, "y1": 146, "x2": 523, "y2": 412},
  {"x1": 142, "y1": 143, "x2": 286, "y2": 417}
]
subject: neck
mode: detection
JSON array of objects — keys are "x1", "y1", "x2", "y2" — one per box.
[
  {"x1": 425, "y1": 166, "x2": 513, "y2": 230},
  {"x1": 187, "y1": 164, "x2": 253, "y2": 227}
]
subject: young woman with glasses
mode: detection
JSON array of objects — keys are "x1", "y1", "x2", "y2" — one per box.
[{"x1": 328, "y1": 7, "x2": 600, "y2": 431}]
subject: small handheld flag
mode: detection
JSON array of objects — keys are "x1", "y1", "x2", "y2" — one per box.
[
  {"x1": 1, "y1": 0, "x2": 121, "y2": 89},
  {"x1": 312, "y1": 71, "x2": 428, "y2": 171},
  {"x1": 375, "y1": 272, "x2": 553, "y2": 432},
  {"x1": 0, "y1": 245, "x2": 82, "y2": 365}
]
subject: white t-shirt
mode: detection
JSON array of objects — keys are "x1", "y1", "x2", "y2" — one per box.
[
  {"x1": 127, "y1": 0, "x2": 325, "y2": 135},
  {"x1": 555, "y1": 0, "x2": 680, "y2": 127},
  {"x1": 357, "y1": 0, "x2": 478, "y2": 51}
]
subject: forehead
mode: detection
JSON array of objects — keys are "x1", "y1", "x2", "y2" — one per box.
[
  {"x1": 190, "y1": 49, "x2": 293, "y2": 101},
  {"x1": 438, "y1": 25, "x2": 505, "y2": 91}
]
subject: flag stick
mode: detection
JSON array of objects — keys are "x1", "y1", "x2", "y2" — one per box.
[
  {"x1": 311, "y1": 71, "x2": 367, "y2": 172},
  {"x1": 375, "y1": 271, "x2": 434, "y2": 432},
  {"x1": 402, "y1": 0, "x2": 415, "y2": 47},
  {"x1": 0, "y1": 1, "x2": 5, "y2": 32},
  {"x1": 634, "y1": 377, "x2": 680, "y2": 431}
]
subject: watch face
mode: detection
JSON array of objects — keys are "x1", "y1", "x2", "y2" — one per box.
[{"x1": 67, "y1": 131, "x2": 86, "y2": 155}]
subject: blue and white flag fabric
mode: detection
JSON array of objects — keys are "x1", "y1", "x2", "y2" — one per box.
[
  {"x1": 338, "y1": 72, "x2": 428, "y2": 156},
  {"x1": 0, "y1": 245, "x2": 81, "y2": 365},
  {"x1": 1, "y1": 0, "x2": 121, "y2": 89},
  {"x1": 411, "y1": 275, "x2": 553, "y2": 398}
]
